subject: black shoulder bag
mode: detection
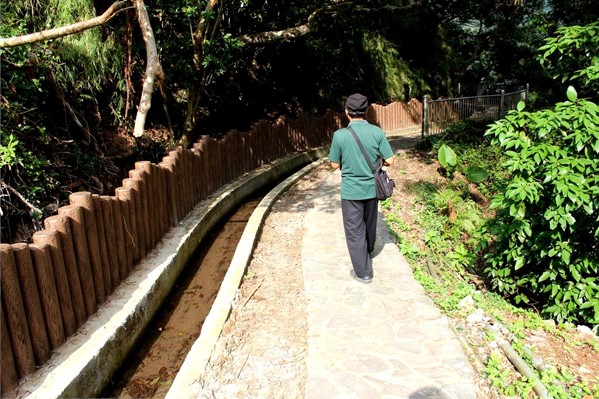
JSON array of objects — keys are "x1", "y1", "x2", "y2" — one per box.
[{"x1": 346, "y1": 126, "x2": 395, "y2": 200}]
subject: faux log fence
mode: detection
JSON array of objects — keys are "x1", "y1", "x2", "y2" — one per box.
[{"x1": 0, "y1": 100, "x2": 422, "y2": 394}]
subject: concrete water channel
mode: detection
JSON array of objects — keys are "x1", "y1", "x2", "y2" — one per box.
[
  {"x1": 104, "y1": 194, "x2": 265, "y2": 398},
  {"x1": 12, "y1": 148, "x2": 327, "y2": 399}
]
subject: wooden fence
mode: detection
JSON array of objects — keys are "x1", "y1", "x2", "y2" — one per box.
[
  {"x1": 422, "y1": 86, "x2": 529, "y2": 136},
  {"x1": 0, "y1": 99, "x2": 423, "y2": 394}
]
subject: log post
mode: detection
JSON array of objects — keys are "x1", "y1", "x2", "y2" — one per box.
[
  {"x1": 115, "y1": 186, "x2": 136, "y2": 272},
  {"x1": 57, "y1": 205, "x2": 97, "y2": 316},
  {"x1": 92, "y1": 194, "x2": 113, "y2": 295},
  {"x1": 161, "y1": 156, "x2": 179, "y2": 226},
  {"x1": 30, "y1": 243, "x2": 65, "y2": 350},
  {"x1": 11, "y1": 243, "x2": 51, "y2": 366},
  {"x1": 100, "y1": 196, "x2": 121, "y2": 289},
  {"x1": 191, "y1": 142, "x2": 205, "y2": 201},
  {"x1": 129, "y1": 169, "x2": 150, "y2": 256},
  {"x1": 157, "y1": 162, "x2": 171, "y2": 231},
  {"x1": 154, "y1": 165, "x2": 170, "y2": 241},
  {"x1": 135, "y1": 161, "x2": 156, "y2": 247},
  {"x1": 44, "y1": 214, "x2": 87, "y2": 326},
  {"x1": 122, "y1": 178, "x2": 142, "y2": 263},
  {"x1": 32, "y1": 230, "x2": 77, "y2": 337},
  {"x1": 1, "y1": 306, "x2": 19, "y2": 394},
  {"x1": 109, "y1": 196, "x2": 129, "y2": 281},
  {"x1": 169, "y1": 149, "x2": 186, "y2": 217},
  {"x1": 68, "y1": 192, "x2": 105, "y2": 304},
  {"x1": 0, "y1": 244, "x2": 36, "y2": 378}
]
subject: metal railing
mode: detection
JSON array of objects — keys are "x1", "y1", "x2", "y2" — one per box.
[{"x1": 422, "y1": 85, "x2": 529, "y2": 137}]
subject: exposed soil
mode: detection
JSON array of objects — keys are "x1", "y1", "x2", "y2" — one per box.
[{"x1": 106, "y1": 133, "x2": 598, "y2": 398}]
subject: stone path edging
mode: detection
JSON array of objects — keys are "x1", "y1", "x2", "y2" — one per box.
[{"x1": 165, "y1": 157, "x2": 327, "y2": 399}]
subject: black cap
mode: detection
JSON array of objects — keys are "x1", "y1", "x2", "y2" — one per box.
[{"x1": 345, "y1": 93, "x2": 368, "y2": 113}]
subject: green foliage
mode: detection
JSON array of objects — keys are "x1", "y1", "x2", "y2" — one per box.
[
  {"x1": 437, "y1": 142, "x2": 490, "y2": 185},
  {"x1": 0, "y1": 134, "x2": 20, "y2": 168},
  {"x1": 482, "y1": 90, "x2": 599, "y2": 327},
  {"x1": 362, "y1": 33, "x2": 426, "y2": 101},
  {"x1": 0, "y1": 128, "x2": 55, "y2": 216},
  {"x1": 47, "y1": 0, "x2": 126, "y2": 119},
  {"x1": 384, "y1": 120, "x2": 599, "y2": 398},
  {"x1": 464, "y1": 166, "x2": 489, "y2": 184},
  {"x1": 437, "y1": 144, "x2": 457, "y2": 173},
  {"x1": 538, "y1": 21, "x2": 599, "y2": 96}
]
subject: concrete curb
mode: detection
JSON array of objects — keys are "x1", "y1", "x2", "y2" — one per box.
[
  {"x1": 165, "y1": 157, "x2": 328, "y2": 399},
  {"x1": 15, "y1": 148, "x2": 328, "y2": 399}
]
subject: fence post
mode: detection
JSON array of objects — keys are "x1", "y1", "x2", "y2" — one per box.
[
  {"x1": 68, "y1": 192, "x2": 106, "y2": 304},
  {"x1": 100, "y1": 196, "x2": 121, "y2": 290},
  {"x1": 1, "y1": 305, "x2": 19, "y2": 394},
  {"x1": 526, "y1": 83, "x2": 529, "y2": 102},
  {"x1": 57, "y1": 205, "x2": 98, "y2": 316},
  {"x1": 121, "y1": 179, "x2": 142, "y2": 263},
  {"x1": 32, "y1": 230, "x2": 77, "y2": 338},
  {"x1": 44, "y1": 215, "x2": 88, "y2": 326},
  {"x1": 0, "y1": 244, "x2": 36, "y2": 378},
  {"x1": 422, "y1": 95, "x2": 430, "y2": 138},
  {"x1": 11, "y1": 243, "x2": 51, "y2": 366},
  {"x1": 135, "y1": 162, "x2": 155, "y2": 249},
  {"x1": 30, "y1": 243, "x2": 65, "y2": 350},
  {"x1": 109, "y1": 196, "x2": 129, "y2": 281},
  {"x1": 161, "y1": 156, "x2": 179, "y2": 225},
  {"x1": 92, "y1": 194, "x2": 112, "y2": 296},
  {"x1": 115, "y1": 187, "x2": 135, "y2": 274},
  {"x1": 500, "y1": 89, "x2": 505, "y2": 118},
  {"x1": 128, "y1": 169, "x2": 150, "y2": 258}
]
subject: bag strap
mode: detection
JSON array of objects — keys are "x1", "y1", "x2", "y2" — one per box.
[{"x1": 347, "y1": 125, "x2": 376, "y2": 173}]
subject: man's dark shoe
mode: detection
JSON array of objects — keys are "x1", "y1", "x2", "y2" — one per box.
[{"x1": 350, "y1": 269, "x2": 373, "y2": 284}]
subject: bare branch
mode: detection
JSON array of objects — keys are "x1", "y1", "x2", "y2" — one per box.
[
  {"x1": 237, "y1": 5, "x2": 322, "y2": 45},
  {"x1": 0, "y1": 181, "x2": 42, "y2": 215},
  {"x1": 236, "y1": 3, "x2": 415, "y2": 45},
  {"x1": 0, "y1": 1, "x2": 130, "y2": 48},
  {"x1": 238, "y1": 24, "x2": 311, "y2": 44}
]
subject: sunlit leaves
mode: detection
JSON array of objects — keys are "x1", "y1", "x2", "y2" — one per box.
[{"x1": 482, "y1": 86, "x2": 599, "y2": 327}]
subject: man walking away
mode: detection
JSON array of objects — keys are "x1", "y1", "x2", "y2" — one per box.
[{"x1": 328, "y1": 93, "x2": 395, "y2": 284}]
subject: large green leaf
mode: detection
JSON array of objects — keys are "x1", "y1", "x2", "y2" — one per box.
[
  {"x1": 464, "y1": 166, "x2": 489, "y2": 183},
  {"x1": 438, "y1": 144, "x2": 457, "y2": 168},
  {"x1": 566, "y1": 86, "x2": 578, "y2": 102}
]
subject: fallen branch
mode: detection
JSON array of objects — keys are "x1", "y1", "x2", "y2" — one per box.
[
  {"x1": 495, "y1": 336, "x2": 550, "y2": 399},
  {"x1": 487, "y1": 319, "x2": 550, "y2": 399},
  {"x1": 0, "y1": 1, "x2": 130, "y2": 48}
]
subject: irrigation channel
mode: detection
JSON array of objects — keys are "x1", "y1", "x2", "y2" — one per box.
[{"x1": 102, "y1": 184, "x2": 274, "y2": 398}]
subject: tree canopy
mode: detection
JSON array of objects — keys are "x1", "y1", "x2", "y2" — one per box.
[{"x1": 1, "y1": 0, "x2": 598, "y2": 243}]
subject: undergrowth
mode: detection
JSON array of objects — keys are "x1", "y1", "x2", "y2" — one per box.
[{"x1": 382, "y1": 122, "x2": 599, "y2": 398}]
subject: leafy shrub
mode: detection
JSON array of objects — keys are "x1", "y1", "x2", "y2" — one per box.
[{"x1": 481, "y1": 89, "x2": 599, "y2": 327}]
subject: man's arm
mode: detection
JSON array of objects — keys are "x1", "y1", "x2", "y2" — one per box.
[
  {"x1": 383, "y1": 157, "x2": 394, "y2": 167},
  {"x1": 330, "y1": 161, "x2": 340, "y2": 169}
]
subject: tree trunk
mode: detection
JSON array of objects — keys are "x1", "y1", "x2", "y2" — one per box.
[{"x1": 132, "y1": 0, "x2": 164, "y2": 138}]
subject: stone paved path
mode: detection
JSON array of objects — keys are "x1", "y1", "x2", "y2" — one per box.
[{"x1": 301, "y1": 170, "x2": 478, "y2": 399}]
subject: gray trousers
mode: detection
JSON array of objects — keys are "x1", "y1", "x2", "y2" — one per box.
[{"x1": 341, "y1": 198, "x2": 378, "y2": 278}]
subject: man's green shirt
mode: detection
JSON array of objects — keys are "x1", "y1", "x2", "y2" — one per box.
[{"x1": 328, "y1": 120, "x2": 394, "y2": 200}]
